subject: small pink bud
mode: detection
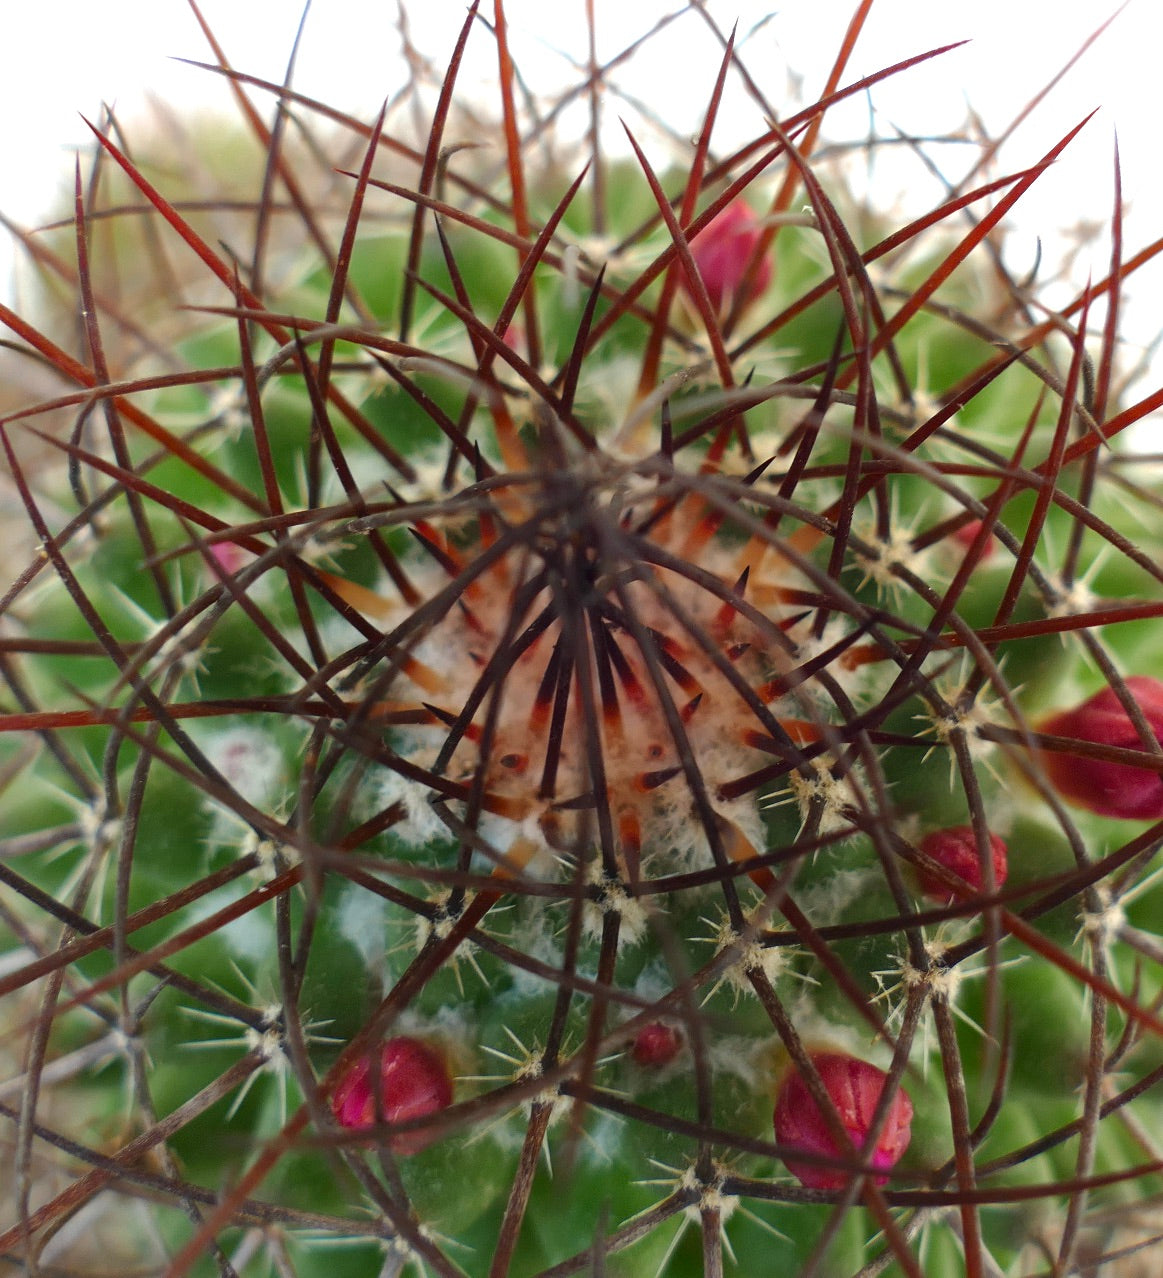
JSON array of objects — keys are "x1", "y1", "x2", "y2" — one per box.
[
  {"x1": 917, "y1": 825, "x2": 1007, "y2": 904},
  {"x1": 331, "y1": 1035, "x2": 453, "y2": 1154},
  {"x1": 1040, "y1": 676, "x2": 1163, "y2": 820},
  {"x1": 207, "y1": 540, "x2": 253, "y2": 578},
  {"x1": 631, "y1": 1021, "x2": 683, "y2": 1068},
  {"x1": 774, "y1": 1053, "x2": 913, "y2": 1190},
  {"x1": 684, "y1": 200, "x2": 773, "y2": 316},
  {"x1": 949, "y1": 518, "x2": 995, "y2": 564}
]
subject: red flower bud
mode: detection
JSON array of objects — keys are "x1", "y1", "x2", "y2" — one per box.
[
  {"x1": 684, "y1": 200, "x2": 773, "y2": 316},
  {"x1": 917, "y1": 825, "x2": 1007, "y2": 904},
  {"x1": 631, "y1": 1021, "x2": 683, "y2": 1068},
  {"x1": 774, "y1": 1053, "x2": 913, "y2": 1190},
  {"x1": 331, "y1": 1035, "x2": 453, "y2": 1154},
  {"x1": 1040, "y1": 676, "x2": 1163, "y2": 820}
]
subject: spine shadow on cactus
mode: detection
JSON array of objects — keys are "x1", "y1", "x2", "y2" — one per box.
[{"x1": 2, "y1": 3, "x2": 1163, "y2": 1276}]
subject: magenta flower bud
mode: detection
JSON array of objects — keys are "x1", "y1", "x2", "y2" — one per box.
[
  {"x1": 917, "y1": 825, "x2": 1007, "y2": 904},
  {"x1": 1040, "y1": 676, "x2": 1163, "y2": 820},
  {"x1": 331, "y1": 1035, "x2": 453, "y2": 1154},
  {"x1": 684, "y1": 200, "x2": 773, "y2": 316},
  {"x1": 630, "y1": 1021, "x2": 683, "y2": 1068},
  {"x1": 774, "y1": 1053, "x2": 913, "y2": 1190}
]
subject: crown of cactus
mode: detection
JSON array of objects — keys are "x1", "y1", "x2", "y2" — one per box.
[{"x1": 3, "y1": 4, "x2": 1163, "y2": 1276}]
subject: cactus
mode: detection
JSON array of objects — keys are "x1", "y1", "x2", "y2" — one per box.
[{"x1": 3, "y1": 3, "x2": 1163, "y2": 1275}]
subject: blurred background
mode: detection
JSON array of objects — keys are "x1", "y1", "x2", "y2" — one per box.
[{"x1": 2, "y1": 1, "x2": 1158, "y2": 358}]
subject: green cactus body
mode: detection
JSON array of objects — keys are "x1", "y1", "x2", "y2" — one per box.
[{"x1": 3, "y1": 6, "x2": 1163, "y2": 1276}]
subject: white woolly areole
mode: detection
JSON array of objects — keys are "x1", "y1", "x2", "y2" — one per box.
[
  {"x1": 377, "y1": 742, "x2": 456, "y2": 849},
  {"x1": 200, "y1": 725, "x2": 284, "y2": 812},
  {"x1": 581, "y1": 861, "x2": 649, "y2": 946}
]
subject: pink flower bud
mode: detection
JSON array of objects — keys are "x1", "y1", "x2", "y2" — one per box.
[
  {"x1": 630, "y1": 1021, "x2": 683, "y2": 1068},
  {"x1": 949, "y1": 518, "x2": 995, "y2": 564},
  {"x1": 1039, "y1": 676, "x2": 1163, "y2": 820},
  {"x1": 917, "y1": 825, "x2": 1007, "y2": 904},
  {"x1": 684, "y1": 200, "x2": 773, "y2": 316},
  {"x1": 331, "y1": 1035, "x2": 453, "y2": 1154},
  {"x1": 206, "y1": 540, "x2": 253, "y2": 578},
  {"x1": 774, "y1": 1053, "x2": 913, "y2": 1190}
]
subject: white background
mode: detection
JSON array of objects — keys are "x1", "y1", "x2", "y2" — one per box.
[{"x1": 1, "y1": 1, "x2": 1159, "y2": 356}]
